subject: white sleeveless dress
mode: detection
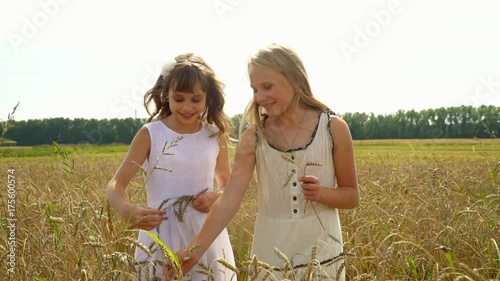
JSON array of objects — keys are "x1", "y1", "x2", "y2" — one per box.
[
  {"x1": 134, "y1": 121, "x2": 236, "y2": 281},
  {"x1": 251, "y1": 111, "x2": 345, "y2": 281}
]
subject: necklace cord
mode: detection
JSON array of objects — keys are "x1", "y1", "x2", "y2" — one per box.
[{"x1": 276, "y1": 109, "x2": 307, "y2": 151}]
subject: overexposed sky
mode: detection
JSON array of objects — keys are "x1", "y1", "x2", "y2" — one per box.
[{"x1": 1, "y1": 0, "x2": 499, "y2": 121}]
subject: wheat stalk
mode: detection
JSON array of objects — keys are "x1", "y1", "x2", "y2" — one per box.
[
  {"x1": 153, "y1": 188, "x2": 209, "y2": 234},
  {"x1": 274, "y1": 247, "x2": 292, "y2": 277}
]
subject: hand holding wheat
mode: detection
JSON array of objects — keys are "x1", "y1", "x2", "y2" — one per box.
[
  {"x1": 299, "y1": 175, "x2": 323, "y2": 202},
  {"x1": 163, "y1": 248, "x2": 198, "y2": 280},
  {"x1": 120, "y1": 202, "x2": 167, "y2": 231},
  {"x1": 192, "y1": 190, "x2": 222, "y2": 213}
]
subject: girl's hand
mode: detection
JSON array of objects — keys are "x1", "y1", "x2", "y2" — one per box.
[
  {"x1": 121, "y1": 203, "x2": 167, "y2": 230},
  {"x1": 163, "y1": 249, "x2": 199, "y2": 280},
  {"x1": 192, "y1": 191, "x2": 221, "y2": 213},
  {"x1": 299, "y1": 175, "x2": 323, "y2": 202}
]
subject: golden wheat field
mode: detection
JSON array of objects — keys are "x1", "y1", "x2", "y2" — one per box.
[{"x1": 0, "y1": 139, "x2": 499, "y2": 281}]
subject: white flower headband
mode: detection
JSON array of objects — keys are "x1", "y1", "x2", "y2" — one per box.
[{"x1": 161, "y1": 59, "x2": 177, "y2": 78}]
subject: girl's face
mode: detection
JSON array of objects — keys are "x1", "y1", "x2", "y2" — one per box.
[
  {"x1": 167, "y1": 82, "x2": 207, "y2": 129},
  {"x1": 249, "y1": 64, "x2": 295, "y2": 116}
]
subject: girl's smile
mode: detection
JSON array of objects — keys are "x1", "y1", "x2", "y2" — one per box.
[
  {"x1": 165, "y1": 81, "x2": 207, "y2": 133},
  {"x1": 249, "y1": 65, "x2": 296, "y2": 117}
]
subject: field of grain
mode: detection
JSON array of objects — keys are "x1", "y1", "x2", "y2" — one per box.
[{"x1": 0, "y1": 139, "x2": 499, "y2": 280}]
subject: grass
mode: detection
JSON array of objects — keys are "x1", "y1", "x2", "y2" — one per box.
[
  {"x1": 0, "y1": 139, "x2": 498, "y2": 280},
  {"x1": 0, "y1": 143, "x2": 129, "y2": 158},
  {"x1": 353, "y1": 138, "x2": 500, "y2": 157}
]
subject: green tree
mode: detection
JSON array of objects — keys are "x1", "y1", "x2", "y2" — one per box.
[{"x1": 230, "y1": 114, "x2": 244, "y2": 139}]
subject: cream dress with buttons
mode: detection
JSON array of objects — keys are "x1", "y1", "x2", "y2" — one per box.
[{"x1": 251, "y1": 111, "x2": 345, "y2": 281}]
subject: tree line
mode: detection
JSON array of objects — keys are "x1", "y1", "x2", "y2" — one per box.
[
  {"x1": 341, "y1": 105, "x2": 498, "y2": 139},
  {"x1": 1, "y1": 118, "x2": 144, "y2": 146},
  {"x1": 0, "y1": 105, "x2": 497, "y2": 146},
  {"x1": 231, "y1": 105, "x2": 498, "y2": 140}
]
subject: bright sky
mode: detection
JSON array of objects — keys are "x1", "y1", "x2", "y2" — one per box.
[{"x1": 1, "y1": 0, "x2": 499, "y2": 122}]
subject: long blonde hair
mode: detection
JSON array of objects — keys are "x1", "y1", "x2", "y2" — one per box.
[
  {"x1": 240, "y1": 43, "x2": 330, "y2": 139},
  {"x1": 144, "y1": 53, "x2": 232, "y2": 138}
]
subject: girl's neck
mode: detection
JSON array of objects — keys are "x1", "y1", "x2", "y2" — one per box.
[
  {"x1": 276, "y1": 104, "x2": 308, "y2": 127},
  {"x1": 269, "y1": 105, "x2": 313, "y2": 151},
  {"x1": 163, "y1": 116, "x2": 202, "y2": 134}
]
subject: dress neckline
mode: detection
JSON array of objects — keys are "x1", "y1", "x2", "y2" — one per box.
[
  {"x1": 158, "y1": 119, "x2": 205, "y2": 136},
  {"x1": 264, "y1": 110, "x2": 323, "y2": 153}
]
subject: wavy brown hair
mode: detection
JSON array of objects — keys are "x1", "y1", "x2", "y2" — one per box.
[
  {"x1": 240, "y1": 43, "x2": 331, "y2": 139},
  {"x1": 144, "y1": 53, "x2": 232, "y2": 138}
]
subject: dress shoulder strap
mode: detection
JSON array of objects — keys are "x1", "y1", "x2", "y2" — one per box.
[{"x1": 324, "y1": 110, "x2": 336, "y2": 153}]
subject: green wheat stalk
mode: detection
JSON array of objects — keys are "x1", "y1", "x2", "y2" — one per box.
[
  {"x1": 144, "y1": 231, "x2": 183, "y2": 279},
  {"x1": 128, "y1": 135, "x2": 187, "y2": 278}
]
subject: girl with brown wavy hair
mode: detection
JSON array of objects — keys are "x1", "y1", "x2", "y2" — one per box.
[{"x1": 106, "y1": 53, "x2": 236, "y2": 280}]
